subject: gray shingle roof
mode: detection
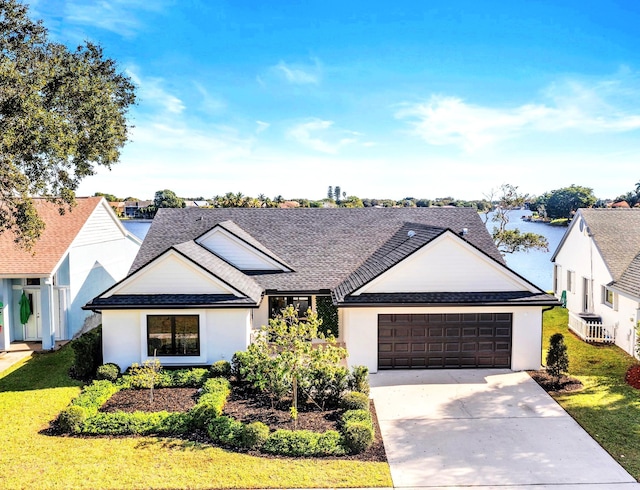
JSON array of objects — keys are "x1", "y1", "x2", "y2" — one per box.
[
  {"x1": 339, "y1": 291, "x2": 559, "y2": 306},
  {"x1": 85, "y1": 294, "x2": 255, "y2": 309},
  {"x1": 613, "y1": 252, "x2": 640, "y2": 298},
  {"x1": 576, "y1": 209, "x2": 640, "y2": 281},
  {"x1": 131, "y1": 208, "x2": 504, "y2": 294}
]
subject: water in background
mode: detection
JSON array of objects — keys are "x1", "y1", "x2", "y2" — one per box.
[
  {"x1": 122, "y1": 220, "x2": 152, "y2": 240},
  {"x1": 485, "y1": 210, "x2": 567, "y2": 291},
  {"x1": 121, "y1": 211, "x2": 567, "y2": 292}
]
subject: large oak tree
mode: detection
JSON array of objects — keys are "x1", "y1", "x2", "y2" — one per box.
[{"x1": 1, "y1": 0, "x2": 135, "y2": 249}]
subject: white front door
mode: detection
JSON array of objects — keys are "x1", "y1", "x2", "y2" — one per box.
[{"x1": 23, "y1": 290, "x2": 42, "y2": 340}]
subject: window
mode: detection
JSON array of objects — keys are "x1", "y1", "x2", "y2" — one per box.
[
  {"x1": 603, "y1": 286, "x2": 615, "y2": 308},
  {"x1": 553, "y1": 265, "x2": 561, "y2": 294},
  {"x1": 25, "y1": 278, "x2": 41, "y2": 286},
  {"x1": 567, "y1": 270, "x2": 575, "y2": 293},
  {"x1": 269, "y1": 296, "x2": 311, "y2": 319},
  {"x1": 147, "y1": 315, "x2": 199, "y2": 356}
]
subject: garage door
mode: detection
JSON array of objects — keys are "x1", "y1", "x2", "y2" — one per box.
[{"x1": 378, "y1": 313, "x2": 512, "y2": 369}]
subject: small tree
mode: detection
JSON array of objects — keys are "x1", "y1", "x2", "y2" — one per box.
[
  {"x1": 245, "y1": 306, "x2": 347, "y2": 428},
  {"x1": 546, "y1": 333, "x2": 569, "y2": 381},
  {"x1": 130, "y1": 358, "x2": 162, "y2": 402}
]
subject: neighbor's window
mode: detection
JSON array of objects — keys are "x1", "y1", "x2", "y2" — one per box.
[
  {"x1": 553, "y1": 265, "x2": 561, "y2": 294},
  {"x1": 603, "y1": 287, "x2": 615, "y2": 308},
  {"x1": 147, "y1": 315, "x2": 199, "y2": 356},
  {"x1": 269, "y1": 296, "x2": 311, "y2": 319},
  {"x1": 567, "y1": 270, "x2": 575, "y2": 293},
  {"x1": 25, "y1": 278, "x2": 41, "y2": 286}
]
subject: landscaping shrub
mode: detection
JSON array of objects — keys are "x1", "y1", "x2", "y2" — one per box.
[
  {"x1": 343, "y1": 422, "x2": 374, "y2": 454},
  {"x1": 96, "y1": 363, "x2": 121, "y2": 382},
  {"x1": 240, "y1": 421, "x2": 270, "y2": 450},
  {"x1": 340, "y1": 391, "x2": 370, "y2": 411},
  {"x1": 348, "y1": 365, "x2": 370, "y2": 395},
  {"x1": 316, "y1": 296, "x2": 339, "y2": 337},
  {"x1": 263, "y1": 429, "x2": 318, "y2": 456},
  {"x1": 70, "y1": 379, "x2": 120, "y2": 414},
  {"x1": 82, "y1": 411, "x2": 181, "y2": 436},
  {"x1": 306, "y1": 363, "x2": 349, "y2": 409},
  {"x1": 207, "y1": 416, "x2": 244, "y2": 446},
  {"x1": 341, "y1": 409, "x2": 372, "y2": 427},
  {"x1": 190, "y1": 377, "x2": 231, "y2": 426},
  {"x1": 316, "y1": 430, "x2": 346, "y2": 456},
  {"x1": 57, "y1": 405, "x2": 87, "y2": 433},
  {"x1": 546, "y1": 333, "x2": 569, "y2": 379},
  {"x1": 71, "y1": 327, "x2": 102, "y2": 379},
  {"x1": 209, "y1": 360, "x2": 231, "y2": 378},
  {"x1": 167, "y1": 368, "x2": 209, "y2": 387},
  {"x1": 231, "y1": 351, "x2": 250, "y2": 382}
]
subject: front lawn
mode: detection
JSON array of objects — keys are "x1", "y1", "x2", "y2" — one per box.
[
  {"x1": 542, "y1": 307, "x2": 640, "y2": 480},
  {"x1": 0, "y1": 346, "x2": 391, "y2": 490}
]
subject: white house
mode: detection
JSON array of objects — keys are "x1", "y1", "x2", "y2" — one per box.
[
  {"x1": 85, "y1": 208, "x2": 558, "y2": 372},
  {"x1": 551, "y1": 208, "x2": 640, "y2": 357},
  {"x1": 0, "y1": 197, "x2": 141, "y2": 351}
]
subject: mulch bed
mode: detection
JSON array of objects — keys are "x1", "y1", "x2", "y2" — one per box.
[
  {"x1": 99, "y1": 387, "x2": 200, "y2": 413},
  {"x1": 625, "y1": 365, "x2": 640, "y2": 389},
  {"x1": 528, "y1": 370, "x2": 583, "y2": 394},
  {"x1": 96, "y1": 384, "x2": 387, "y2": 462}
]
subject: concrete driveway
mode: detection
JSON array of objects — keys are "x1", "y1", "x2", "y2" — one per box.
[{"x1": 370, "y1": 369, "x2": 640, "y2": 489}]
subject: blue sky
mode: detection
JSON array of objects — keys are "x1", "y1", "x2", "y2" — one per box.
[{"x1": 31, "y1": 0, "x2": 640, "y2": 201}]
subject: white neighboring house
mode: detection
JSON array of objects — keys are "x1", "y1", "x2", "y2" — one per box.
[
  {"x1": 86, "y1": 208, "x2": 558, "y2": 372},
  {"x1": 0, "y1": 197, "x2": 141, "y2": 351},
  {"x1": 551, "y1": 208, "x2": 640, "y2": 357}
]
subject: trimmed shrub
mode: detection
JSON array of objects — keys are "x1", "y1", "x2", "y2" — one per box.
[
  {"x1": 307, "y1": 364, "x2": 349, "y2": 409},
  {"x1": 316, "y1": 430, "x2": 346, "y2": 456},
  {"x1": 58, "y1": 405, "x2": 87, "y2": 433},
  {"x1": 189, "y1": 377, "x2": 231, "y2": 427},
  {"x1": 81, "y1": 411, "x2": 191, "y2": 436},
  {"x1": 341, "y1": 409, "x2": 372, "y2": 427},
  {"x1": 210, "y1": 360, "x2": 231, "y2": 378},
  {"x1": 71, "y1": 380, "x2": 120, "y2": 414},
  {"x1": 207, "y1": 416, "x2": 244, "y2": 446},
  {"x1": 167, "y1": 368, "x2": 209, "y2": 387},
  {"x1": 71, "y1": 327, "x2": 102, "y2": 379},
  {"x1": 343, "y1": 421, "x2": 374, "y2": 454},
  {"x1": 263, "y1": 429, "x2": 318, "y2": 457},
  {"x1": 241, "y1": 421, "x2": 270, "y2": 450},
  {"x1": 231, "y1": 351, "x2": 249, "y2": 382},
  {"x1": 348, "y1": 365, "x2": 370, "y2": 395},
  {"x1": 340, "y1": 391, "x2": 370, "y2": 411},
  {"x1": 96, "y1": 363, "x2": 121, "y2": 382},
  {"x1": 546, "y1": 333, "x2": 569, "y2": 378}
]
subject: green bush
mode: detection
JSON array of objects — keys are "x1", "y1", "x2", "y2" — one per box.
[
  {"x1": 210, "y1": 360, "x2": 231, "y2": 378},
  {"x1": 343, "y1": 421, "x2": 374, "y2": 454},
  {"x1": 316, "y1": 430, "x2": 346, "y2": 456},
  {"x1": 96, "y1": 363, "x2": 121, "y2": 382},
  {"x1": 241, "y1": 421, "x2": 270, "y2": 449},
  {"x1": 341, "y1": 409, "x2": 372, "y2": 427},
  {"x1": 316, "y1": 296, "x2": 339, "y2": 337},
  {"x1": 58, "y1": 405, "x2": 87, "y2": 433},
  {"x1": 231, "y1": 351, "x2": 249, "y2": 382},
  {"x1": 348, "y1": 365, "x2": 370, "y2": 395},
  {"x1": 546, "y1": 333, "x2": 569, "y2": 378},
  {"x1": 263, "y1": 429, "x2": 318, "y2": 456},
  {"x1": 189, "y1": 377, "x2": 231, "y2": 427},
  {"x1": 71, "y1": 380, "x2": 120, "y2": 414},
  {"x1": 307, "y1": 364, "x2": 349, "y2": 409},
  {"x1": 340, "y1": 391, "x2": 370, "y2": 411},
  {"x1": 167, "y1": 368, "x2": 209, "y2": 387},
  {"x1": 71, "y1": 327, "x2": 103, "y2": 379},
  {"x1": 207, "y1": 416, "x2": 244, "y2": 446}
]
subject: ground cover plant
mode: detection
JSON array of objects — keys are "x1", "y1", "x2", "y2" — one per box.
[
  {"x1": 539, "y1": 307, "x2": 640, "y2": 480},
  {"x1": 0, "y1": 345, "x2": 391, "y2": 490}
]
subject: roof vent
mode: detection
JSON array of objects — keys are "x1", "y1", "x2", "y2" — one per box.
[
  {"x1": 407, "y1": 230, "x2": 416, "y2": 238},
  {"x1": 460, "y1": 228, "x2": 469, "y2": 236}
]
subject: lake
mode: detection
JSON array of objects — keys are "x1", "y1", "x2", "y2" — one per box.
[{"x1": 122, "y1": 211, "x2": 566, "y2": 291}]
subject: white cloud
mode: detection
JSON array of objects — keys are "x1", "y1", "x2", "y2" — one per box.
[
  {"x1": 287, "y1": 119, "x2": 360, "y2": 154},
  {"x1": 397, "y1": 75, "x2": 640, "y2": 152},
  {"x1": 193, "y1": 83, "x2": 226, "y2": 114},
  {"x1": 63, "y1": 0, "x2": 169, "y2": 37},
  {"x1": 256, "y1": 121, "x2": 271, "y2": 133},
  {"x1": 270, "y1": 59, "x2": 322, "y2": 85},
  {"x1": 127, "y1": 68, "x2": 185, "y2": 114}
]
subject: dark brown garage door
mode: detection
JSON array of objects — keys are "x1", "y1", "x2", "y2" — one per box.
[{"x1": 378, "y1": 313, "x2": 512, "y2": 369}]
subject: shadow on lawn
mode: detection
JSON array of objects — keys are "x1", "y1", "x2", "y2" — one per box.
[{"x1": 0, "y1": 344, "x2": 83, "y2": 392}]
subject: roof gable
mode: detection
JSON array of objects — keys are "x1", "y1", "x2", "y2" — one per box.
[
  {"x1": 196, "y1": 221, "x2": 292, "y2": 272},
  {"x1": 349, "y1": 231, "x2": 538, "y2": 297},
  {"x1": 104, "y1": 249, "x2": 241, "y2": 297},
  {"x1": 0, "y1": 197, "x2": 105, "y2": 277}
]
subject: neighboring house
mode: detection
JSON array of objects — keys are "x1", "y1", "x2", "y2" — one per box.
[
  {"x1": 0, "y1": 197, "x2": 142, "y2": 351},
  {"x1": 552, "y1": 208, "x2": 640, "y2": 356},
  {"x1": 85, "y1": 208, "x2": 558, "y2": 372},
  {"x1": 124, "y1": 200, "x2": 154, "y2": 218}
]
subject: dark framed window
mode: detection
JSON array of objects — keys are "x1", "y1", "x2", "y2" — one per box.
[
  {"x1": 269, "y1": 296, "x2": 311, "y2": 319},
  {"x1": 147, "y1": 315, "x2": 200, "y2": 356},
  {"x1": 26, "y1": 278, "x2": 41, "y2": 286}
]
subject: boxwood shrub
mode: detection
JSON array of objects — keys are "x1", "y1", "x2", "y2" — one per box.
[
  {"x1": 96, "y1": 363, "x2": 121, "y2": 382},
  {"x1": 209, "y1": 360, "x2": 232, "y2": 378},
  {"x1": 343, "y1": 421, "x2": 374, "y2": 454},
  {"x1": 57, "y1": 405, "x2": 88, "y2": 433},
  {"x1": 340, "y1": 391, "x2": 370, "y2": 411}
]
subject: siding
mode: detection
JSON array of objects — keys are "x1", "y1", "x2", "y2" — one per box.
[
  {"x1": 73, "y1": 202, "x2": 126, "y2": 248},
  {"x1": 198, "y1": 229, "x2": 282, "y2": 271}
]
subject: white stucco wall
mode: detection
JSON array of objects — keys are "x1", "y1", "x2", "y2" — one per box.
[
  {"x1": 342, "y1": 306, "x2": 543, "y2": 373},
  {"x1": 102, "y1": 308, "x2": 253, "y2": 370},
  {"x1": 553, "y1": 215, "x2": 640, "y2": 356}
]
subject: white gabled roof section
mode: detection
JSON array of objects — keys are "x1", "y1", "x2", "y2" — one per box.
[
  {"x1": 102, "y1": 249, "x2": 241, "y2": 297},
  {"x1": 196, "y1": 223, "x2": 292, "y2": 272},
  {"x1": 353, "y1": 231, "x2": 539, "y2": 295}
]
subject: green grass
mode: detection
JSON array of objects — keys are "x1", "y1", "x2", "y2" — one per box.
[
  {"x1": 542, "y1": 307, "x2": 640, "y2": 480},
  {"x1": 0, "y1": 345, "x2": 391, "y2": 490}
]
